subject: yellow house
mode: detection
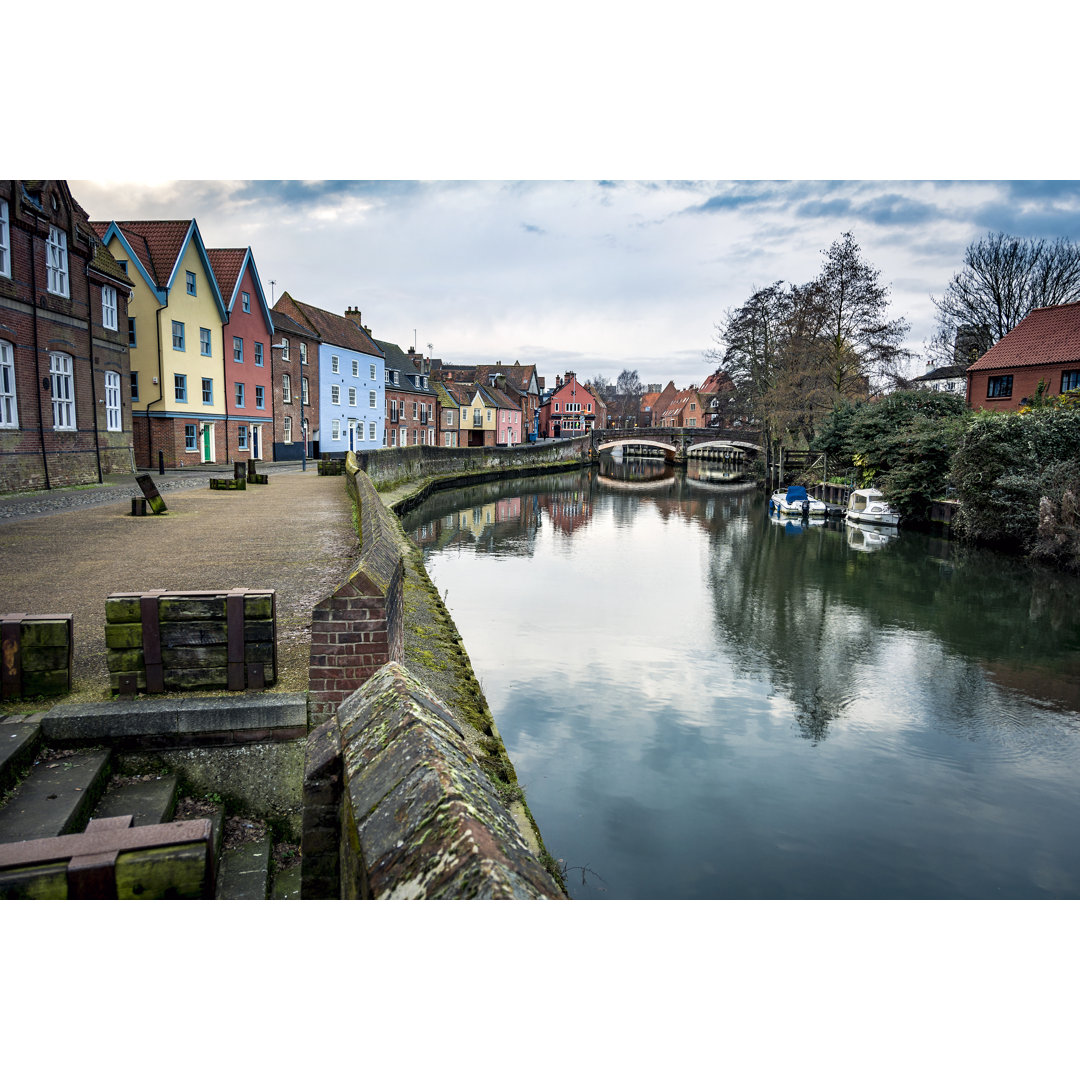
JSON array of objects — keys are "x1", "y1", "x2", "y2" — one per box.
[
  {"x1": 92, "y1": 219, "x2": 229, "y2": 468},
  {"x1": 459, "y1": 386, "x2": 498, "y2": 448}
]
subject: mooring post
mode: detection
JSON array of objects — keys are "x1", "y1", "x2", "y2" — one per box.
[{"x1": 158, "y1": 450, "x2": 165, "y2": 476}]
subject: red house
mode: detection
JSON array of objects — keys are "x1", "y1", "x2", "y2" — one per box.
[
  {"x1": 208, "y1": 248, "x2": 275, "y2": 460},
  {"x1": 539, "y1": 371, "x2": 601, "y2": 438},
  {"x1": 966, "y1": 303, "x2": 1080, "y2": 411}
]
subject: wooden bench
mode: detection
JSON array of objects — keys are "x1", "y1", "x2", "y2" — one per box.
[{"x1": 0, "y1": 815, "x2": 216, "y2": 899}]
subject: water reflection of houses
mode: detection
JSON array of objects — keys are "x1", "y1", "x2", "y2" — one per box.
[
  {"x1": 410, "y1": 493, "x2": 541, "y2": 552},
  {"x1": 538, "y1": 489, "x2": 593, "y2": 535}
]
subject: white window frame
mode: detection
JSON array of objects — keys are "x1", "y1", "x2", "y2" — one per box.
[
  {"x1": 280, "y1": 337, "x2": 290, "y2": 361},
  {"x1": 356, "y1": 421, "x2": 364, "y2": 441},
  {"x1": 348, "y1": 387, "x2": 356, "y2": 406},
  {"x1": 46, "y1": 226, "x2": 69, "y2": 297},
  {"x1": 369, "y1": 422, "x2": 376, "y2": 441},
  {"x1": 331, "y1": 419, "x2": 341, "y2": 440},
  {"x1": 283, "y1": 415, "x2": 292, "y2": 443},
  {"x1": 299, "y1": 342, "x2": 307, "y2": 364},
  {"x1": 102, "y1": 285, "x2": 118, "y2": 331},
  {"x1": 331, "y1": 355, "x2": 339, "y2": 373},
  {"x1": 331, "y1": 385, "x2": 340, "y2": 405},
  {"x1": 0, "y1": 340, "x2": 17, "y2": 427},
  {"x1": 105, "y1": 370, "x2": 121, "y2": 432},
  {"x1": 370, "y1": 364, "x2": 376, "y2": 379},
  {"x1": 301, "y1": 377, "x2": 309, "y2": 406},
  {"x1": 0, "y1": 200, "x2": 10, "y2": 278},
  {"x1": 370, "y1": 390, "x2": 377, "y2": 408},
  {"x1": 282, "y1": 373, "x2": 291, "y2": 403},
  {"x1": 351, "y1": 359, "x2": 358, "y2": 376},
  {"x1": 50, "y1": 352, "x2": 75, "y2": 429}
]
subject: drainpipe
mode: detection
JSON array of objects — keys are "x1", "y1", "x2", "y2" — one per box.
[
  {"x1": 221, "y1": 319, "x2": 230, "y2": 464},
  {"x1": 28, "y1": 219, "x2": 51, "y2": 489},
  {"x1": 84, "y1": 258, "x2": 103, "y2": 484}
]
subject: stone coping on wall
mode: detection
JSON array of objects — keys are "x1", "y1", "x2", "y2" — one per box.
[{"x1": 332, "y1": 662, "x2": 564, "y2": 899}]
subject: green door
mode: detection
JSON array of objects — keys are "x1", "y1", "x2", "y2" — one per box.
[{"x1": 202, "y1": 424, "x2": 211, "y2": 462}]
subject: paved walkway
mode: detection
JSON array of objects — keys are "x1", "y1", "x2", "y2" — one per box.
[{"x1": 0, "y1": 467, "x2": 358, "y2": 702}]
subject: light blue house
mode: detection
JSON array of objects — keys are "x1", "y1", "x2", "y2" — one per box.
[{"x1": 274, "y1": 294, "x2": 384, "y2": 454}]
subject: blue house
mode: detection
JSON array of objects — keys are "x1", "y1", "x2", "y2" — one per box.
[{"x1": 273, "y1": 294, "x2": 384, "y2": 454}]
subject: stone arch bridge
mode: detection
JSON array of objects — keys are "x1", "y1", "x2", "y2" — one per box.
[{"x1": 589, "y1": 426, "x2": 761, "y2": 465}]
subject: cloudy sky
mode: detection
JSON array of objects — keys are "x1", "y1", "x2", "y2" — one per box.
[{"x1": 69, "y1": 179, "x2": 1080, "y2": 390}]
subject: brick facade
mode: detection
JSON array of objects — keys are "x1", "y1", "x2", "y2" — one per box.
[{"x1": 0, "y1": 181, "x2": 133, "y2": 493}]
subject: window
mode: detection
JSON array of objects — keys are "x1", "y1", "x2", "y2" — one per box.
[
  {"x1": 391, "y1": 400, "x2": 399, "y2": 422},
  {"x1": 301, "y1": 377, "x2": 308, "y2": 405},
  {"x1": 370, "y1": 390, "x2": 377, "y2": 408},
  {"x1": 185, "y1": 424, "x2": 197, "y2": 451},
  {"x1": 486, "y1": 409, "x2": 492, "y2": 421},
  {"x1": 46, "y1": 227, "x2": 69, "y2": 296},
  {"x1": 351, "y1": 359, "x2": 358, "y2": 377},
  {"x1": 689, "y1": 402, "x2": 696, "y2": 411},
  {"x1": 331, "y1": 355, "x2": 339, "y2": 373},
  {"x1": 200, "y1": 328, "x2": 212, "y2": 356},
  {"x1": 987, "y1": 375, "x2": 1013, "y2": 399},
  {"x1": 553, "y1": 401, "x2": 559, "y2": 412},
  {"x1": 390, "y1": 429, "x2": 397, "y2": 447},
  {"x1": 356, "y1": 421, "x2": 364, "y2": 441},
  {"x1": 186, "y1": 271, "x2": 197, "y2": 296},
  {"x1": 128, "y1": 318, "x2": 137, "y2": 347},
  {"x1": 254, "y1": 342, "x2": 263, "y2": 367},
  {"x1": 242, "y1": 291, "x2": 250, "y2": 313},
  {"x1": 331, "y1": 419, "x2": 340, "y2": 440},
  {"x1": 50, "y1": 353, "x2": 75, "y2": 429},
  {"x1": 117, "y1": 259, "x2": 127, "y2": 274},
  {"x1": 473, "y1": 409, "x2": 482, "y2": 426},
  {"x1": 586, "y1": 402, "x2": 593, "y2": 412},
  {"x1": 280, "y1": 337, "x2": 290, "y2": 361},
  {"x1": 300, "y1": 342, "x2": 307, "y2": 364},
  {"x1": 391, "y1": 370, "x2": 399, "y2": 385},
  {"x1": 283, "y1": 415, "x2": 292, "y2": 443},
  {"x1": 445, "y1": 432, "x2": 452, "y2": 447},
  {"x1": 130, "y1": 370, "x2": 139, "y2": 402},
  {"x1": 255, "y1": 385, "x2": 265, "y2": 409},
  {"x1": 172, "y1": 321, "x2": 185, "y2": 351},
  {"x1": 101, "y1": 286, "x2": 118, "y2": 331},
  {"x1": 1062, "y1": 371, "x2": 1080, "y2": 393},
  {"x1": 105, "y1": 370, "x2": 121, "y2": 431},
  {"x1": 282, "y1": 373, "x2": 291, "y2": 402},
  {"x1": 0, "y1": 341, "x2": 17, "y2": 427},
  {"x1": 233, "y1": 337, "x2": 243, "y2": 362},
  {"x1": 445, "y1": 410, "x2": 454, "y2": 426},
  {"x1": 237, "y1": 425, "x2": 248, "y2": 450},
  {"x1": 331, "y1": 385, "x2": 340, "y2": 405},
  {"x1": 370, "y1": 364, "x2": 376, "y2": 379},
  {"x1": 235, "y1": 382, "x2": 245, "y2": 407},
  {"x1": 175, "y1": 374, "x2": 187, "y2": 402},
  {"x1": 369, "y1": 422, "x2": 376, "y2": 441},
  {"x1": 348, "y1": 387, "x2": 356, "y2": 406},
  {"x1": 413, "y1": 402, "x2": 418, "y2": 420},
  {"x1": 0, "y1": 200, "x2": 9, "y2": 278},
  {"x1": 202, "y1": 377, "x2": 213, "y2": 405}
]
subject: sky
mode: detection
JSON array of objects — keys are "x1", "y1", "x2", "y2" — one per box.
[{"x1": 68, "y1": 178, "x2": 1080, "y2": 390}]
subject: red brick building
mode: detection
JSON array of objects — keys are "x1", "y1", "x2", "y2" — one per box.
[
  {"x1": 269, "y1": 308, "x2": 321, "y2": 462},
  {"x1": 538, "y1": 372, "x2": 601, "y2": 438},
  {"x1": 0, "y1": 181, "x2": 133, "y2": 492},
  {"x1": 966, "y1": 303, "x2": 1080, "y2": 410}
]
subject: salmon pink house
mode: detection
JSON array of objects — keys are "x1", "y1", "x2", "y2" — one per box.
[{"x1": 208, "y1": 247, "x2": 274, "y2": 460}]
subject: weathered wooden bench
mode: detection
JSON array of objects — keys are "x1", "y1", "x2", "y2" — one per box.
[
  {"x1": 0, "y1": 815, "x2": 216, "y2": 899},
  {"x1": 106, "y1": 589, "x2": 276, "y2": 693}
]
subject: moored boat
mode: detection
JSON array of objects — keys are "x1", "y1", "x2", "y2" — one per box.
[
  {"x1": 769, "y1": 485, "x2": 827, "y2": 517},
  {"x1": 845, "y1": 487, "x2": 899, "y2": 527}
]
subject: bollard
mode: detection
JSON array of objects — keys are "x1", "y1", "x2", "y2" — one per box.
[{"x1": 158, "y1": 450, "x2": 165, "y2": 476}]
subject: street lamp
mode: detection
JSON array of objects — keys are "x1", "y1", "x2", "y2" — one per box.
[{"x1": 271, "y1": 338, "x2": 306, "y2": 471}]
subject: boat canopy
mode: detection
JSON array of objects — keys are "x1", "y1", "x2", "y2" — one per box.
[{"x1": 785, "y1": 485, "x2": 808, "y2": 503}]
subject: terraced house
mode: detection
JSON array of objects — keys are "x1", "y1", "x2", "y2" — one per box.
[
  {"x1": 538, "y1": 372, "x2": 600, "y2": 438},
  {"x1": 1, "y1": 180, "x2": 133, "y2": 492},
  {"x1": 208, "y1": 248, "x2": 275, "y2": 461},
  {"x1": 371, "y1": 336, "x2": 436, "y2": 447},
  {"x1": 270, "y1": 308, "x2": 320, "y2": 462},
  {"x1": 93, "y1": 218, "x2": 228, "y2": 468},
  {"x1": 274, "y1": 296, "x2": 384, "y2": 454}
]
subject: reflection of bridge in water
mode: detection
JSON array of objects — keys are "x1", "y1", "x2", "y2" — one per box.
[{"x1": 590, "y1": 426, "x2": 761, "y2": 466}]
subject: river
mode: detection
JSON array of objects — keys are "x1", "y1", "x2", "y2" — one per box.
[{"x1": 401, "y1": 456, "x2": 1080, "y2": 899}]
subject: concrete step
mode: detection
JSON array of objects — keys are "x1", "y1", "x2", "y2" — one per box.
[
  {"x1": 217, "y1": 837, "x2": 271, "y2": 900},
  {"x1": 91, "y1": 775, "x2": 179, "y2": 827},
  {"x1": 0, "y1": 749, "x2": 111, "y2": 843},
  {"x1": 0, "y1": 717, "x2": 44, "y2": 793},
  {"x1": 271, "y1": 862, "x2": 301, "y2": 900}
]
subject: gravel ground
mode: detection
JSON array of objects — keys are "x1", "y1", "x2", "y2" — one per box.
[{"x1": 0, "y1": 467, "x2": 358, "y2": 704}]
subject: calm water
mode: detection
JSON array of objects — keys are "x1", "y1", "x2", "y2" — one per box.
[{"x1": 402, "y1": 457, "x2": 1080, "y2": 899}]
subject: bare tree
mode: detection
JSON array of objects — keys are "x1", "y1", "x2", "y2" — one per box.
[
  {"x1": 932, "y1": 232, "x2": 1080, "y2": 362},
  {"x1": 613, "y1": 369, "x2": 643, "y2": 427}
]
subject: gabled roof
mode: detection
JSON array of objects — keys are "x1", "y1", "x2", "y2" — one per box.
[
  {"x1": 373, "y1": 338, "x2": 436, "y2": 397},
  {"x1": 661, "y1": 387, "x2": 701, "y2": 419},
  {"x1": 271, "y1": 308, "x2": 321, "y2": 341},
  {"x1": 207, "y1": 247, "x2": 275, "y2": 333},
  {"x1": 275, "y1": 294, "x2": 383, "y2": 356},
  {"x1": 93, "y1": 218, "x2": 227, "y2": 316},
  {"x1": 966, "y1": 303, "x2": 1080, "y2": 372},
  {"x1": 699, "y1": 369, "x2": 735, "y2": 397},
  {"x1": 912, "y1": 363, "x2": 968, "y2": 382}
]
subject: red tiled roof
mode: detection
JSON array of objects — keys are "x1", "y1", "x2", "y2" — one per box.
[
  {"x1": 967, "y1": 302, "x2": 1080, "y2": 372},
  {"x1": 207, "y1": 248, "x2": 246, "y2": 307},
  {"x1": 93, "y1": 220, "x2": 193, "y2": 288},
  {"x1": 275, "y1": 294, "x2": 382, "y2": 356}
]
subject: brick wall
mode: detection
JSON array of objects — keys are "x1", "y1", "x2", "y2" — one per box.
[{"x1": 307, "y1": 466, "x2": 404, "y2": 727}]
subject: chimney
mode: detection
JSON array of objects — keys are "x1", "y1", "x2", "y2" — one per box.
[{"x1": 556, "y1": 375, "x2": 563, "y2": 389}]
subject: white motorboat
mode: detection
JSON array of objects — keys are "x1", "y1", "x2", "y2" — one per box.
[
  {"x1": 845, "y1": 488, "x2": 899, "y2": 527},
  {"x1": 769, "y1": 485, "x2": 827, "y2": 517}
]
